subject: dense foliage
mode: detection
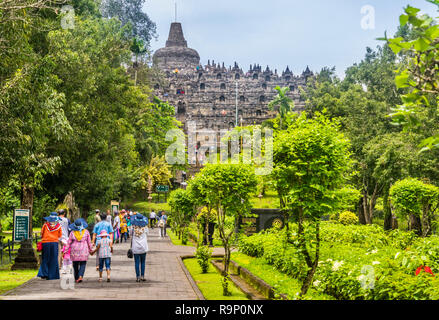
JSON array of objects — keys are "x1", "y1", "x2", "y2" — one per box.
[
  {"x1": 239, "y1": 222, "x2": 439, "y2": 300},
  {"x1": 0, "y1": 0, "x2": 177, "y2": 226}
]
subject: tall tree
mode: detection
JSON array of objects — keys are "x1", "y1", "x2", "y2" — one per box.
[
  {"x1": 188, "y1": 164, "x2": 257, "y2": 296},
  {"x1": 273, "y1": 112, "x2": 353, "y2": 296},
  {"x1": 100, "y1": 0, "x2": 157, "y2": 47}
]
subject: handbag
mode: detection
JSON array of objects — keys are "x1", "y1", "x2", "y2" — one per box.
[
  {"x1": 127, "y1": 234, "x2": 133, "y2": 259},
  {"x1": 37, "y1": 241, "x2": 43, "y2": 252}
]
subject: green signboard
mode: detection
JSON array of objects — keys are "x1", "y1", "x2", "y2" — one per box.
[
  {"x1": 156, "y1": 185, "x2": 169, "y2": 193},
  {"x1": 13, "y1": 209, "x2": 30, "y2": 242}
]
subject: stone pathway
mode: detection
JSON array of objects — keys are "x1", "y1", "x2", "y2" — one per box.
[{"x1": 1, "y1": 228, "x2": 222, "y2": 300}]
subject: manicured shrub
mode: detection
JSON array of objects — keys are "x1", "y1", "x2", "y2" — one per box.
[
  {"x1": 195, "y1": 245, "x2": 212, "y2": 273},
  {"x1": 338, "y1": 211, "x2": 358, "y2": 225},
  {"x1": 238, "y1": 232, "x2": 266, "y2": 257}
]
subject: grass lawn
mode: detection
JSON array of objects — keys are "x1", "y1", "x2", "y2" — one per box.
[
  {"x1": 183, "y1": 258, "x2": 249, "y2": 300},
  {"x1": 250, "y1": 190, "x2": 280, "y2": 209},
  {"x1": 0, "y1": 263, "x2": 37, "y2": 295},
  {"x1": 125, "y1": 200, "x2": 170, "y2": 213},
  {"x1": 168, "y1": 228, "x2": 195, "y2": 247},
  {"x1": 0, "y1": 229, "x2": 40, "y2": 295},
  {"x1": 231, "y1": 252, "x2": 334, "y2": 300}
]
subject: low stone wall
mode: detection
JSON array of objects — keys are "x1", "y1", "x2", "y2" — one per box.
[{"x1": 211, "y1": 257, "x2": 288, "y2": 300}]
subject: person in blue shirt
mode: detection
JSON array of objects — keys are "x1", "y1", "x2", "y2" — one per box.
[
  {"x1": 92, "y1": 212, "x2": 114, "y2": 271},
  {"x1": 159, "y1": 212, "x2": 168, "y2": 238}
]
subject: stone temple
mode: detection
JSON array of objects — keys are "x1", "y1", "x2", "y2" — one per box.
[
  {"x1": 153, "y1": 22, "x2": 312, "y2": 133},
  {"x1": 152, "y1": 22, "x2": 312, "y2": 176}
]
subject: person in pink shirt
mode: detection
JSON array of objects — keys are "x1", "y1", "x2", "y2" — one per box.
[{"x1": 65, "y1": 218, "x2": 94, "y2": 283}]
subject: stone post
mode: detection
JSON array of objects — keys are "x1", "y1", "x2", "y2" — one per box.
[{"x1": 11, "y1": 239, "x2": 39, "y2": 270}]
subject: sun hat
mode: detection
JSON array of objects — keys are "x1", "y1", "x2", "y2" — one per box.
[
  {"x1": 69, "y1": 218, "x2": 88, "y2": 231},
  {"x1": 99, "y1": 230, "x2": 109, "y2": 237},
  {"x1": 132, "y1": 214, "x2": 148, "y2": 227},
  {"x1": 44, "y1": 212, "x2": 60, "y2": 223}
]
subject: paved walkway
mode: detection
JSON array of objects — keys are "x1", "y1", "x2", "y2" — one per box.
[{"x1": 1, "y1": 228, "x2": 222, "y2": 300}]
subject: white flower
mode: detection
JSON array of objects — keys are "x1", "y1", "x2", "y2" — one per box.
[
  {"x1": 332, "y1": 261, "x2": 344, "y2": 271},
  {"x1": 394, "y1": 252, "x2": 400, "y2": 259},
  {"x1": 357, "y1": 274, "x2": 366, "y2": 281},
  {"x1": 313, "y1": 280, "x2": 321, "y2": 287},
  {"x1": 371, "y1": 249, "x2": 378, "y2": 254},
  {"x1": 372, "y1": 261, "x2": 380, "y2": 265}
]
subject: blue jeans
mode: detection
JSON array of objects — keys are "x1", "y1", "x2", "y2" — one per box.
[
  {"x1": 99, "y1": 257, "x2": 111, "y2": 272},
  {"x1": 134, "y1": 253, "x2": 146, "y2": 278},
  {"x1": 121, "y1": 232, "x2": 128, "y2": 242},
  {"x1": 73, "y1": 261, "x2": 87, "y2": 280}
]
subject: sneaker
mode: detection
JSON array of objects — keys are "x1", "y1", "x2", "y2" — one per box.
[
  {"x1": 136, "y1": 278, "x2": 140, "y2": 282},
  {"x1": 141, "y1": 277, "x2": 146, "y2": 282},
  {"x1": 107, "y1": 278, "x2": 111, "y2": 282}
]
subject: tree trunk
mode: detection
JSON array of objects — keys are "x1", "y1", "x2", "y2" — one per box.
[
  {"x1": 21, "y1": 184, "x2": 34, "y2": 238},
  {"x1": 409, "y1": 214, "x2": 422, "y2": 236},
  {"x1": 421, "y1": 204, "x2": 432, "y2": 237},
  {"x1": 358, "y1": 198, "x2": 366, "y2": 225},
  {"x1": 204, "y1": 209, "x2": 210, "y2": 246},
  {"x1": 222, "y1": 232, "x2": 232, "y2": 296},
  {"x1": 362, "y1": 193, "x2": 371, "y2": 224},
  {"x1": 300, "y1": 222, "x2": 320, "y2": 296},
  {"x1": 383, "y1": 192, "x2": 392, "y2": 231}
]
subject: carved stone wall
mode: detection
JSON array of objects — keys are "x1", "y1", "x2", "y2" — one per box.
[
  {"x1": 152, "y1": 22, "x2": 312, "y2": 174},
  {"x1": 153, "y1": 22, "x2": 312, "y2": 135}
]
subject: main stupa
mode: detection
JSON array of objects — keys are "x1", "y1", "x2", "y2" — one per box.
[{"x1": 153, "y1": 22, "x2": 200, "y2": 71}]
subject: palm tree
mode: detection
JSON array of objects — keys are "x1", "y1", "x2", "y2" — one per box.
[{"x1": 268, "y1": 86, "x2": 294, "y2": 129}]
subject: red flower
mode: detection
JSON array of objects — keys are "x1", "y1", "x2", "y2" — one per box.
[{"x1": 415, "y1": 266, "x2": 435, "y2": 277}]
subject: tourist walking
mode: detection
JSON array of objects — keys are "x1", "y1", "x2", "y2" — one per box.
[
  {"x1": 57, "y1": 209, "x2": 70, "y2": 267},
  {"x1": 65, "y1": 218, "x2": 94, "y2": 283},
  {"x1": 131, "y1": 214, "x2": 149, "y2": 282},
  {"x1": 92, "y1": 230, "x2": 113, "y2": 282},
  {"x1": 106, "y1": 209, "x2": 112, "y2": 226},
  {"x1": 92, "y1": 212, "x2": 114, "y2": 271},
  {"x1": 149, "y1": 210, "x2": 156, "y2": 228},
  {"x1": 37, "y1": 212, "x2": 62, "y2": 280},
  {"x1": 126, "y1": 212, "x2": 132, "y2": 239},
  {"x1": 158, "y1": 212, "x2": 168, "y2": 238},
  {"x1": 94, "y1": 209, "x2": 101, "y2": 224},
  {"x1": 113, "y1": 210, "x2": 120, "y2": 243},
  {"x1": 120, "y1": 212, "x2": 128, "y2": 243}
]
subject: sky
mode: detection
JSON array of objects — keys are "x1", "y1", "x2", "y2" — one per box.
[{"x1": 143, "y1": 0, "x2": 439, "y2": 78}]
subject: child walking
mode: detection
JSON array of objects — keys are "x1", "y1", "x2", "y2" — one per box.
[
  {"x1": 92, "y1": 230, "x2": 113, "y2": 282},
  {"x1": 61, "y1": 245, "x2": 72, "y2": 275},
  {"x1": 120, "y1": 214, "x2": 128, "y2": 243}
]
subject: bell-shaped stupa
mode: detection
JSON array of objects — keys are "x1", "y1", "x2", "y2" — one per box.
[{"x1": 153, "y1": 22, "x2": 200, "y2": 71}]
